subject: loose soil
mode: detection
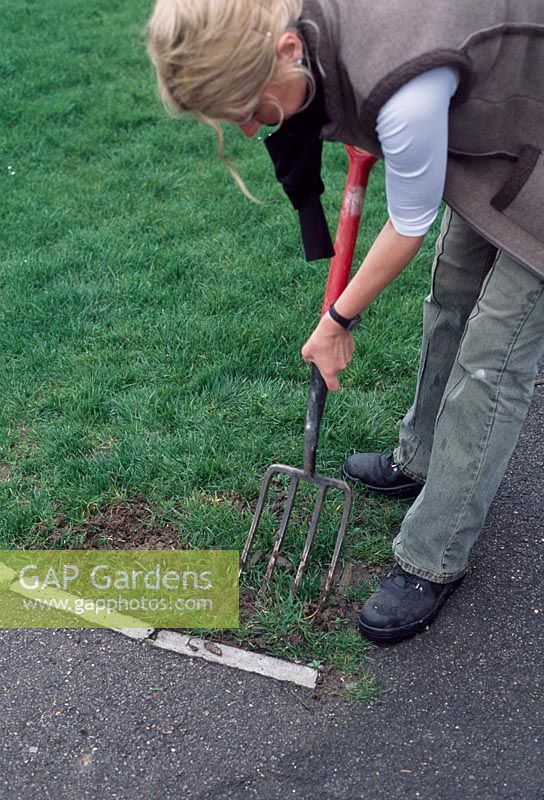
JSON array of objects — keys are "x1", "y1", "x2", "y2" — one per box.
[{"x1": 31, "y1": 495, "x2": 181, "y2": 550}]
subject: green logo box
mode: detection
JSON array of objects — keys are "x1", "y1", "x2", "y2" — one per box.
[{"x1": 0, "y1": 550, "x2": 239, "y2": 629}]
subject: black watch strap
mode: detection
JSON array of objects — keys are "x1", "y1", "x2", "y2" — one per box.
[{"x1": 328, "y1": 302, "x2": 361, "y2": 331}]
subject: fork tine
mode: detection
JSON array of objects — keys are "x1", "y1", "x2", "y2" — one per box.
[
  {"x1": 239, "y1": 465, "x2": 277, "y2": 574},
  {"x1": 319, "y1": 485, "x2": 353, "y2": 605},
  {"x1": 263, "y1": 474, "x2": 300, "y2": 585},
  {"x1": 292, "y1": 483, "x2": 327, "y2": 593}
]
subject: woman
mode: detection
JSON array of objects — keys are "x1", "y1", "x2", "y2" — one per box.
[{"x1": 147, "y1": 0, "x2": 544, "y2": 643}]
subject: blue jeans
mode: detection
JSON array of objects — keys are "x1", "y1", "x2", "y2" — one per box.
[{"x1": 392, "y1": 206, "x2": 544, "y2": 583}]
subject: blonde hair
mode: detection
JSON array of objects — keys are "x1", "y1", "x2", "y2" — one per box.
[{"x1": 147, "y1": 0, "x2": 315, "y2": 199}]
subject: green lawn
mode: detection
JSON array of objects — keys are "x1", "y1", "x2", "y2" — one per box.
[{"x1": 1, "y1": 0, "x2": 441, "y2": 697}]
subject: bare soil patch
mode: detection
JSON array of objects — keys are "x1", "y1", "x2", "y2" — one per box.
[{"x1": 30, "y1": 495, "x2": 181, "y2": 550}]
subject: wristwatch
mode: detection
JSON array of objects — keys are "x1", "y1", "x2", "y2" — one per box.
[{"x1": 328, "y1": 302, "x2": 361, "y2": 331}]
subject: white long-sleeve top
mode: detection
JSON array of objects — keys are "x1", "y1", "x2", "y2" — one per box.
[{"x1": 375, "y1": 66, "x2": 460, "y2": 237}]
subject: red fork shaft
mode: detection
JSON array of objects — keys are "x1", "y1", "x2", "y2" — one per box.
[
  {"x1": 303, "y1": 147, "x2": 377, "y2": 477},
  {"x1": 321, "y1": 147, "x2": 378, "y2": 316}
]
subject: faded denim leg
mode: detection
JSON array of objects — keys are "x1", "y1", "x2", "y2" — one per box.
[
  {"x1": 393, "y1": 248, "x2": 544, "y2": 583},
  {"x1": 394, "y1": 207, "x2": 498, "y2": 481}
]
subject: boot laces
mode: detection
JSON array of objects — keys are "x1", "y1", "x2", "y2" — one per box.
[
  {"x1": 387, "y1": 454, "x2": 400, "y2": 473},
  {"x1": 384, "y1": 564, "x2": 424, "y2": 592}
]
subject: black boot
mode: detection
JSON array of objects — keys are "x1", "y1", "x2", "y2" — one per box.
[
  {"x1": 358, "y1": 563, "x2": 465, "y2": 643},
  {"x1": 342, "y1": 452, "x2": 424, "y2": 499}
]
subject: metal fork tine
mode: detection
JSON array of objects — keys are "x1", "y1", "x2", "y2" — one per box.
[
  {"x1": 239, "y1": 465, "x2": 277, "y2": 575},
  {"x1": 263, "y1": 474, "x2": 300, "y2": 585},
  {"x1": 319, "y1": 485, "x2": 353, "y2": 606},
  {"x1": 292, "y1": 484, "x2": 327, "y2": 593}
]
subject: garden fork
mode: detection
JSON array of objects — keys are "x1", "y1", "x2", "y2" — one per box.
[{"x1": 240, "y1": 147, "x2": 377, "y2": 605}]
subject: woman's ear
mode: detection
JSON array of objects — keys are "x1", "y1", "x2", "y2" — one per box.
[{"x1": 275, "y1": 31, "x2": 304, "y2": 65}]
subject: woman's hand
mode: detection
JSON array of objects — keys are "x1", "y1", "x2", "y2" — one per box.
[{"x1": 301, "y1": 313, "x2": 355, "y2": 392}]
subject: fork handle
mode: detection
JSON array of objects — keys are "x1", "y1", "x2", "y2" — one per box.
[
  {"x1": 303, "y1": 147, "x2": 377, "y2": 478},
  {"x1": 303, "y1": 364, "x2": 328, "y2": 477}
]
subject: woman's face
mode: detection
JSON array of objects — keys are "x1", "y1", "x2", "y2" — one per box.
[{"x1": 237, "y1": 31, "x2": 307, "y2": 137}]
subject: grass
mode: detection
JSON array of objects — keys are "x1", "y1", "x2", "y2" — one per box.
[{"x1": 1, "y1": 0, "x2": 442, "y2": 699}]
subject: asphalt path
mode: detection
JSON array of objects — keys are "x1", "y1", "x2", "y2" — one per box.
[{"x1": 1, "y1": 374, "x2": 542, "y2": 800}]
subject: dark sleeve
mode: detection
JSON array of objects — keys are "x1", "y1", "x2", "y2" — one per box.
[{"x1": 264, "y1": 122, "x2": 335, "y2": 262}]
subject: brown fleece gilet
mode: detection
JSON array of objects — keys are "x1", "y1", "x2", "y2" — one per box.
[{"x1": 301, "y1": 0, "x2": 544, "y2": 277}]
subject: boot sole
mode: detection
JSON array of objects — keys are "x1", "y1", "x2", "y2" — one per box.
[
  {"x1": 358, "y1": 577, "x2": 465, "y2": 644},
  {"x1": 341, "y1": 464, "x2": 424, "y2": 500}
]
